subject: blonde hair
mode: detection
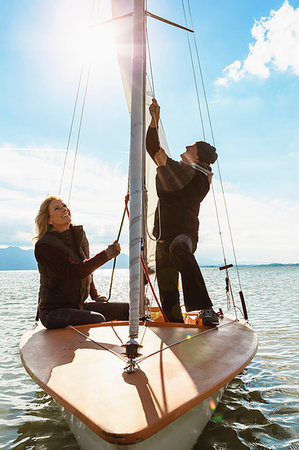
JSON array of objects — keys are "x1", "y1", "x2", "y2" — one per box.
[{"x1": 33, "y1": 195, "x2": 65, "y2": 241}]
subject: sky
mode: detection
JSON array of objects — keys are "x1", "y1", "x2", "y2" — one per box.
[{"x1": 0, "y1": 0, "x2": 298, "y2": 265}]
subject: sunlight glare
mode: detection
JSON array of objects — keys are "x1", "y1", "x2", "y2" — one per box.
[{"x1": 51, "y1": 1, "x2": 119, "y2": 82}]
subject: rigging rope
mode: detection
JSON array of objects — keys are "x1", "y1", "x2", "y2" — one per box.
[
  {"x1": 135, "y1": 320, "x2": 234, "y2": 364},
  {"x1": 59, "y1": 1, "x2": 247, "y2": 321},
  {"x1": 145, "y1": 5, "x2": 242, "y2": 320},
  {"x1": 183, "y1": 0, "x2": 244, "y2": 300},
  {"x1": 181, "y1": 0, "x2": 205, "y2": 141},
  {"x1": 59, "y1": 0, "x2": 100, "y2": 205},
  {"x1": 186, "y1": 0, "x2": 216, "y2": 146},
  {"x1": 69, "y1": 319, "x2": 235, "y2": 366},
  {"x1": 124, "y1": 194, "x2": 168, "y2": 322},
  {"x1": 58, "y1": 66, "x2": 84, "y2": 196},
  {"x1": 144, "y1": 19, "x2": 163, "y2": 243},
  {"x1": 145, "y1": 25, "x2": 156, "y2": 102},
  {"x1": 107, "y1": 195, "x2": 129, "y2": 301},
  {"x1": 67, "y1": 68, "x2": 91, "y2": 206},
  {"x1": 69, "y1": 325, "x2": 127, "y2": 362}
]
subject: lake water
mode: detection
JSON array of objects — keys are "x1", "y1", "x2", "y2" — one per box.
[{"x1": 0, "y1": 267, "x2": 298, "y2": 449}]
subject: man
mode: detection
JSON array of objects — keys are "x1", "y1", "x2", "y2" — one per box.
[{"x1": 146, "y1": 99, "x2": 219, "y2": 326}]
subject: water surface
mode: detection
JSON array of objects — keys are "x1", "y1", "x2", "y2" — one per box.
[{"x1": 0, "y1": 267, "x2": 298, "y2": 449}]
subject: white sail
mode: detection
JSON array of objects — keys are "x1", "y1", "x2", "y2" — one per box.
[{"x1": 111, "y1": 0, "x2": 170, "y2": 273}]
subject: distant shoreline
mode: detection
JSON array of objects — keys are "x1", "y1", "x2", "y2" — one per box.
[
  {"x1": 1, "y1": 265, "x2": 299, "y2": 271},
  {"x1": 0, "y1": 246, "x2": 298, "y2": 271},
  {"x1": 1, "y1": 264, "x2": 299, "y2": 272},
  {"x1": 204, "y1": 263, "x2": 299, "y2": 268}
]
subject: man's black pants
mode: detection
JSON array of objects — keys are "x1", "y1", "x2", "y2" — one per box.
[{"x1": 156, "y1": 234, "x2": 212, "y2": 322}]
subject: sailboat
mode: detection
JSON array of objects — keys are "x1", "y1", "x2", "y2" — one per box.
[{"x1": 20, "y1": 1, "x2": 258, "y2": 449}]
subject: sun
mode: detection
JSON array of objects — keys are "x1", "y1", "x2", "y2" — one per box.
[{"x1": 51, "y1": 0, "x2": 120, "y2": 80}]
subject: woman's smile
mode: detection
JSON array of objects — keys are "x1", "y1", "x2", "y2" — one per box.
[{"x1": 48, "y1": 199, "x2": 72, "y2": 232}]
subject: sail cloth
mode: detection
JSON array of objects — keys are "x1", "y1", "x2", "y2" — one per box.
[{"x1": 111, "y1": 0, "x2": 170, "y2": 272}]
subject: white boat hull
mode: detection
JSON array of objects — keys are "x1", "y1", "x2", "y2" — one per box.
[
  {"x1": 59, "y1": 387, "x2": 225, "y2": 450},
  {"x1": 20, "y1": 318, "x2": 257, "y2": 447}
]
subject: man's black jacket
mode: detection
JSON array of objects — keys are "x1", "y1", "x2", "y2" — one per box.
[{"x1": 146, "y1": 127, "x2": 210, "y2": 244}]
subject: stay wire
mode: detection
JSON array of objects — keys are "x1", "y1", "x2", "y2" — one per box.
[
  {"x1": 58, "y1": 66, "x2": 84, "y2": 196},
  {"x1": 181, "y1": 0, "x2": 205, "y2": 141},
  {"x1": 67, "y1": 68, "x2": 91, "y2": 206},
  {"x1": 185, "y1": 0, "x2": 243, "y2": 292},
  {"x1": 182, "y1": 0, "x2": 229, "y2": 275},
  {"x1": 59, "y1": 0, "x2": 100, "y2": 204},
  {"x1": 136, "y1": 320, "x2": 234, "y2": 365},
  {"x1": 69, "y1": 325, "x2": 127, "y2": 362},
  {"x1": 186, "y1": 0, "x2": 215, "y2": 146},
  {"x1": 69, "y1": 320, "x2": 235, "y2": 367}
]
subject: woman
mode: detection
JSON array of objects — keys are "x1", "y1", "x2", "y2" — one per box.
[{"x1": 34, "y1": 195, "x2": 129, "y2": 329}]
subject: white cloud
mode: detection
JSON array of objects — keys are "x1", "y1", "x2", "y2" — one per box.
[
  {"x1": 197, "y1": 181, "x2": 299, "y2": 264},
  {"x1": 288, "y1": 152, "x2": 299, "y2": 159},
  {"x1": 0, "y1": 146, "x2": 127, "y2": 250},
  {"x1": 1, "y1": 146, "x2": 298, "y2": 264},
  {"x1": 216, "y1": 1, "x2": 299, "y2": 86}
]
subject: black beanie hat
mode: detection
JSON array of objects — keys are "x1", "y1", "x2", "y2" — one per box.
[{"x1": 195, "y1": 141, "x2": 218, "y2": 164}]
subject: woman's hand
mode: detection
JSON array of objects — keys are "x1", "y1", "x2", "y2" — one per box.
[
  {"x1": 95, "y1": 295, "x2": 107, "y2": 302},
  {"x1": 105, "y1": 240, "x2": 121, "y2": 260}
]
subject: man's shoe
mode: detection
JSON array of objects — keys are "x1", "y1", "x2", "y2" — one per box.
[{"x1": 200, "y1": 307, "x2": 219, "y2": 326}]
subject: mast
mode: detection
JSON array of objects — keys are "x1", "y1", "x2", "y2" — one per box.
[{"x1": 128, "y1": 0, "x2": 146, "y2": 340}]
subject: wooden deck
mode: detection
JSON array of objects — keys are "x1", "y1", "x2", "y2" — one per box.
[{"x1": 20, "y1": 316, "x2": 258, "y2": 444}]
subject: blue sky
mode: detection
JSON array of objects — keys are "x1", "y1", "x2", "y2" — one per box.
[{"x1": 0, "y1": 0, "x2": 298, "y2": 264}]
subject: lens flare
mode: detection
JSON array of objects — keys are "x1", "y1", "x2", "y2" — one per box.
[
  {"x1": 209, "y1": 398, "x2": 223, "y2": 422},
  {"x1": 209, "y1": 399, "x2": 216, "y2": 410},
  {"x1": 212, "y1": 414, "x2": 223, "y2": 422}
]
